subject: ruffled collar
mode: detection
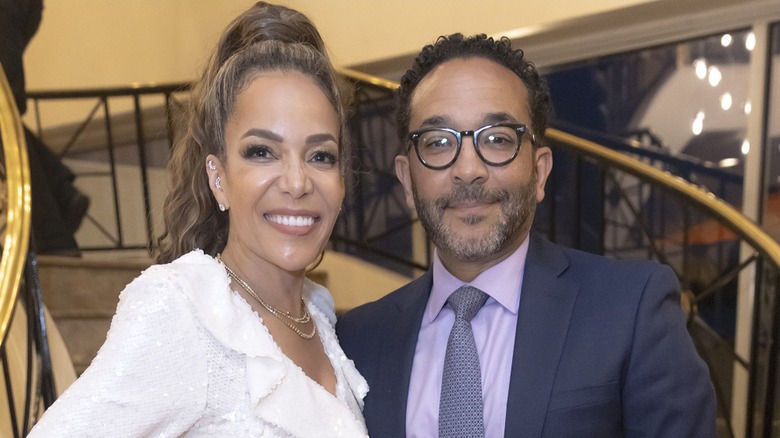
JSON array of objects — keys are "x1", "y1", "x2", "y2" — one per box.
[{"x1": 169, "y1": 250, "x2": 368, "y2": 436}]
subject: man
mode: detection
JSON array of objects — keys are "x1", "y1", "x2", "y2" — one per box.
[{"x1": 336, "y1": 34, "x2": 715, "y2": 437}]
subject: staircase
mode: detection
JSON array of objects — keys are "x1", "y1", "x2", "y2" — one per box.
[{"x1": 37, "y1": 255, "x2": 153, "y2": 375}]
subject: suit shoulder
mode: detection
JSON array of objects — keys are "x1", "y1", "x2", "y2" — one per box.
[
  {"x1": 558, "y1": 244, "x2": 673, "y2": 281},
  {"x1": 337, "y1": 273, "x2": 429, "y2": 335}
]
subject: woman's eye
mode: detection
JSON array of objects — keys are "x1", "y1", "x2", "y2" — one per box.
[
  {"x1": 244, "y1": 144, "x2": 274, "y2": 159},
  {"x1": 310, "y1": 150, "x2": 339, "y2": 165}
]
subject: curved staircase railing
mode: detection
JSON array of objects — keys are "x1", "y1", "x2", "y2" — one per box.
[{"x1": 0, "y1": 64, "x2": 59, "y2": 437}]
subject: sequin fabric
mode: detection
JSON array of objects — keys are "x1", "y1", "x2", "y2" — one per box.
[{"x1": 28, "y1": 250, "x2": 369, "y2": 437}]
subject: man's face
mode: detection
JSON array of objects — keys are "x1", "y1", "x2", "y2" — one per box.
[{"x1": 395, "y1": 57, "x2": 552, "y2": 271}]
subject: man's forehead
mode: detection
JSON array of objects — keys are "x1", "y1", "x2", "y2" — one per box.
[{"x1": 408, "y1": 58, "x2": 530, "y2": 129}]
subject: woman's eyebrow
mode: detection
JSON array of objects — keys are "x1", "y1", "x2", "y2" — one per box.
[
  {"x1": 306, "y1": 133, "x2": 338, "y2": 144},
  {"x1": 241, "y1": 128, "x2": 283, "y2": 142}
]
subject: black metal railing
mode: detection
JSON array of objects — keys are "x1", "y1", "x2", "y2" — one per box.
[{"x1": 28, "y1": 83, "x2": 191, "y2": 252}]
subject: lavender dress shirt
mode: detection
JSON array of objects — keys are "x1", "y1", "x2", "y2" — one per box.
[{"x1": 405, "y1": 238, "x2": 529, "y2": 437}]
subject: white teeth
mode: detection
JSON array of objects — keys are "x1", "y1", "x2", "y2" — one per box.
[{"x1": 267, "y1": 215, "x2": 315, "y2": 227}]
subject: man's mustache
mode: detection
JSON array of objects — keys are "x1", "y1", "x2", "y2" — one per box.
[{"x1": 433, "y1": 184, "x2": 507, "y2": 209}]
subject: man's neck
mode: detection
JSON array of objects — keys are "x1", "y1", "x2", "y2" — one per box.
[{"x1": 438, "y1": 233, "x2": 530, "y2": 282}]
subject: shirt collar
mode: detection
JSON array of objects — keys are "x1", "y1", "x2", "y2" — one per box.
[{"x1": 425, "y1": 237, "x2": 529, "y2": 324}]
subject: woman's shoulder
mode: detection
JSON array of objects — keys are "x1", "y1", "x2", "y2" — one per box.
[{"x1": 125, "y1": 250, "x2": 217, "y2": 290}]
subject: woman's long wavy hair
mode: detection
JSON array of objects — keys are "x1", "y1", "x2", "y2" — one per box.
[{"x1": 156, "y1": 2, "x2": 349, "y2": 263}]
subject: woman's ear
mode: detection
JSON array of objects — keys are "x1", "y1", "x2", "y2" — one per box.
[{"x1": 206, "y1": 154, "x2": 229, "y2": 211}]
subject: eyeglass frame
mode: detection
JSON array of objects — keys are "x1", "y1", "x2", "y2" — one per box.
[{"x1": 405, "y1": 122, "x2": 538, "y2": 170}]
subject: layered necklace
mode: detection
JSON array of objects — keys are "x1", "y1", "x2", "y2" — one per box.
[{"x1": 217, "y1": 254, "x2": 315, "y2": 340}]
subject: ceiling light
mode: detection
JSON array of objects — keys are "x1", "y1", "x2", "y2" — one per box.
[
  {"x1": 708, "y1": 66, "x2": 722, "y2": 87},
  {"x1": 720, "y1": 92, "x2": 732, "y2": 110},
  {"x1": 694, "y1": 59, "x2": 707, "y2": 79},
  {"x1": 746, "y1": 32, "x2": 756, "y2": 51},
  {"x1": 718, "y1": 158, "x2": 739, "y2": 168},
  {"x1": 692, "y1": 111, "x2": 705, "y2": 135}
]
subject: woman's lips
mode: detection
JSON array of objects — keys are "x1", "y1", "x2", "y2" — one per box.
[
  {"x1": 264, "y1": 212, "x2": 321, "y2": 235},
  {"x1": 265, "y1": 214, "x2": 316, "y2": 227}
]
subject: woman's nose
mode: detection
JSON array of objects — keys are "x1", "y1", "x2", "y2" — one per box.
[{"x1": 279, "y1": 159, "x2": 313, "y2": 198}]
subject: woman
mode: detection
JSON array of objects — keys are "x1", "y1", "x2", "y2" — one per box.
[{"x1": 29, "y1": 2, "x2": 368, "y2": 436}]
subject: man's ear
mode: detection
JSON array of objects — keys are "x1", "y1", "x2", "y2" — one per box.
[
  {"x1": 534, "y1": 146, "x2": 553, "y2": 203},
  {"x1": 395, "y1": 154, "x2": 416, "y2": 211}
]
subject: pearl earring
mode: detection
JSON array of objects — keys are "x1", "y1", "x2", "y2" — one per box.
[
  {"x1": 219, "y1": 203, "x2": 226, "y2": 212},
  {"x1": 215, "y1": 176, "x2": 222, "y2": 189}
]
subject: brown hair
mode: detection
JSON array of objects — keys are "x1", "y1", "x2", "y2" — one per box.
[{"x1": 156, "y1": 2, "x2": 348, "y2": 263}]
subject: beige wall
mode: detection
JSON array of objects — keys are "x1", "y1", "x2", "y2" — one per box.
[{"x1": 24, "y1": 0, "x2": 656, "y2": 91}]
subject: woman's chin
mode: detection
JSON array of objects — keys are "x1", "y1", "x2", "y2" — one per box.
[{"x1": 272, "y1": 252, "x2": 325, "y2": 274}]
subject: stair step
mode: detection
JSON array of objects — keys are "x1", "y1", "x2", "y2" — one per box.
[{"x1": 37, "y1": 255, "x2": 153, "y2": 375}]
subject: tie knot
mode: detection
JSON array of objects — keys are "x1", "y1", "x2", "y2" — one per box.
[{"x1": 447, "y1": 286, "x2": 488, "y2": 322}]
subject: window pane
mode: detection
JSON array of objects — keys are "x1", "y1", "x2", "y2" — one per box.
[{"x1": 762, "y1": 24, "x2": 780, "y2": 240}]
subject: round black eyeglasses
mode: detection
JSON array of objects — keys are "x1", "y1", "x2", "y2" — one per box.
[{"x1": 406, "y1": 123, "x2": 537, "y2": 170}]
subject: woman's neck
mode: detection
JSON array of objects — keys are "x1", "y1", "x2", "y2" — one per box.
[{"x1": 218, "y1": 248, "x2": 306, "y2": 315}]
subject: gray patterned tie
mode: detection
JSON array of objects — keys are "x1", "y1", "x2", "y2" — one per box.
[{"x1": 439, "y1": 285, "x2": 489, "y2": 438}]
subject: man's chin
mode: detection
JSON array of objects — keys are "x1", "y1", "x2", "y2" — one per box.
[{"x1": 437, "y1": 225, "x2": 496, "y2": 249}]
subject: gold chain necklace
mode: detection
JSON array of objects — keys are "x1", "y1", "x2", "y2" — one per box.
[{"x1": 217, "y1": 254, "x2": 315, "y2": 340}]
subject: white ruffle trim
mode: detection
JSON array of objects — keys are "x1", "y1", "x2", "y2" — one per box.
[{"x1": 168, "y1": 250, "x2": 368, "y2": 434}]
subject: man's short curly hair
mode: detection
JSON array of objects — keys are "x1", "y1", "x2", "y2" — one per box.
[{"x1": 396, "y1": 33, "x2": 551, "y2": 144}]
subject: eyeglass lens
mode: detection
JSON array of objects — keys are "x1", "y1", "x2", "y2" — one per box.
[{"x1": 416, "y1": 125, "x2": 521, "y2": 167}]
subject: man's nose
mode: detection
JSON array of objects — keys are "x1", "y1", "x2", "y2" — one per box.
[{"x1": 450, "y1": 136, "x2": 488, "y2": 184}]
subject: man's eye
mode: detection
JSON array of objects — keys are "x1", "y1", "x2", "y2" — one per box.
[
  {"x1": 484, "y1": 134, "x2": 512, "y2": 144},
  {"x1": 423, "y1": 136, "x2": 454, "y2": 150}
]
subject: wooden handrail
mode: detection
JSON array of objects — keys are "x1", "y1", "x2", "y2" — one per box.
[{"x1": 339, "y1": 68, "x2": 400, "y2": 90}]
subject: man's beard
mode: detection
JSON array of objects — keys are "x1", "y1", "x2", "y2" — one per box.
[{"x1": 412, "y1": 176, "x2": 538, "y2": 262}]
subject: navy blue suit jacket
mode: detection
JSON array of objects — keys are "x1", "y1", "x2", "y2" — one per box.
[{"x1": 337, "y1": 233, "x2": 716, "y2": 437}]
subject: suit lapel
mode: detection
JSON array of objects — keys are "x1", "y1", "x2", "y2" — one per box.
[
  {"x1": 505, "y1": 234, "x2": 579, "y2": 437},
  {"x1": 373, "y1": 272, "x2": 431, "y2": 437}
]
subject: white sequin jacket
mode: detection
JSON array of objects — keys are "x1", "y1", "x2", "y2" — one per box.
[{"x1": 29, "y1": 250, "x2": 369, "y2": 437}]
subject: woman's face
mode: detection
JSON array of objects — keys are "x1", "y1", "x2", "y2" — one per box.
[{"x1": 207, "y1": 71, "x2": 344, "y2": 273}]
